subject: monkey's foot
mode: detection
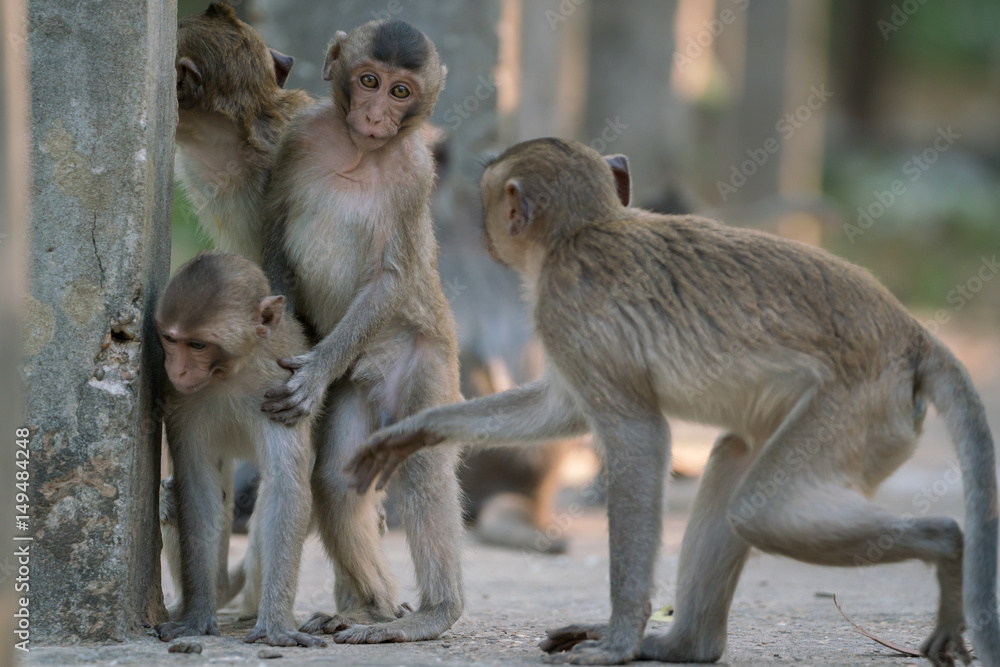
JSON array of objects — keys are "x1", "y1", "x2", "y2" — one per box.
[
  {"x1": 636, "y1": 629, "x2": 724, "y2": 663},
  {"x1": 300, "y1": 604, "x2": 410, "y2": 635},
  {"x1": 542, "y1": 641, "x2": 635, "y2": 665},
  {"x1": 920, "y1": 626, "x2": 971, "y2": 667},
  {"x1": 540, "y1": 624, "x2": 638, "y2": 665},
  {"x1": 244, "y1": 623, "x2": 326, "y2": 648},
  {"x1": 155, "y1": 617, "x2": 220, "y2": 642},
  {"x1": 331, "y1": 602, "x2": 457, "y2": 643}
]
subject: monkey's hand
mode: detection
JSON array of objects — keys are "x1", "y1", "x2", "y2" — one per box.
[
  {"x1": 347, "y1": 419, "x2": 445, "y2": 494},
  {"x1": 261, "y1": 352, "x2": 328, "y2": 426},
  {"x1": 244, "y1": 622, "x2": 327, "y2": 648},
  {"x1": 540, "y1": 623, "x2": 639, "y2": 664},
  {"x1": 539, "y1": 624, "x2": 607, "y2": 654},
  {"x1": 155, "y1": 616, "x2": 220, "y2": 642},
  {"x1": 158, "y1": 477, "x2": 177, "y2": 526}
]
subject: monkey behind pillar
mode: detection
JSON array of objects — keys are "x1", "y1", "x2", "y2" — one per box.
[
  {"x1": 351, "y1": 138, "x2": 1000, "y2": 666},
  {"x1": 174, "y1": 2, "x2": 313, "y2": 264}
]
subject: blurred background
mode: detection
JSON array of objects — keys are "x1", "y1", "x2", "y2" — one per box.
[{"x1": 173, "y1": 0, "x2": 1000, "y2": 550}]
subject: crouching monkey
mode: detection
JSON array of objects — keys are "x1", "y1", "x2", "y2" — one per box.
[
  {"x1": 155, "y1": 253, "x2": 322, "y2": 648},
  {"x1": 350, "y1": 138, "x2": 1000, "y2": 666}
]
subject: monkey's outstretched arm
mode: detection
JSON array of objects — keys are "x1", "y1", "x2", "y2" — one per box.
[
  {"x1": 262, "y1": 267, "x2": 405, "y2": 425},
  {"x1": 347, "y1": 377, "x2": 588, "y2": 493}
]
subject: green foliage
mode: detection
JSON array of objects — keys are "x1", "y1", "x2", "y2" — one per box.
[{"x1": 170, "y1": 189, "x2": 210, "y2": 273}]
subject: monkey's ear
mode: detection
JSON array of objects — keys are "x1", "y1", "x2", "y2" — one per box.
[
  {"x1": 269, "y1": 48, "x2": 294, "y2": 88},
  {"x1": 206, "y1": 2, "x2": 237, "y2": 20},
  {"x1": 504, "y1": 179, "x2": 532, "y2": 236},
  {"x1": 177, "y1": 57, "x2": 204, "y2": 111},
  {"x1": 604, "y1": 154, "x2": 631, "y2": 207},
  {"x1": 256, "y1": 296, "x2": 285, "y2": 338},
  {"x1": 322, "y1": 31, "x2": 348, "y2": 82}
]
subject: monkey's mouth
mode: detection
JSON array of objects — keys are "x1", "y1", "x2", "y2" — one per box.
[
  {"x1": 172, "y1": 379, "x2": 210, "y2": 394},
  {"x1": 349, "y1": 127, "x2": 391, "y2": 151}
]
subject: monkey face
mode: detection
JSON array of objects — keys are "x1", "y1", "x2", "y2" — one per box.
[
  {"x1": 158, "y1": 327, "x2": 224, "y2": 394},
  {"x1": 155, "y1": 254, "x2": 284, "y2": 395},
  {"x1": 344, "y1": 63, "x2": 421, "y2": 151}
]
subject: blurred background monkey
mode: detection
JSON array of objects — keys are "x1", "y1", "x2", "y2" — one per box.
[{"x1": 351, "y1": 138, "x2": 1000, "y2": 666}]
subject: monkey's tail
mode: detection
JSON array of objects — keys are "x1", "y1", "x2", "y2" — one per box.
[{"x1": 918, "y1": 339, "x2": 1000, "y2": 663}]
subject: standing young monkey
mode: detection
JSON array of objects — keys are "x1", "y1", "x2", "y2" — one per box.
[
  {"x1": 155, "y1": 253, "x2": 321, "y2": 648},
  {"x1": 351, "y1": 139, "x2": 1000, "y2": 666},
  {"x1": 260, "y1": 20, "x2": 465, "y2": 642}
]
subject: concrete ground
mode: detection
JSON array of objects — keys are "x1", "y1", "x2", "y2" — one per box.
[{"x1": 20, "y1": 330, "x2": 1000, "y2": 666}]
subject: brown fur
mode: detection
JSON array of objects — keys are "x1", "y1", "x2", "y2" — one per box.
[
  {"x1": 352, "y1": 138, "x2": 1000, "y2": 666},
  {"x1": 174, "y1": 2, "x2": 313, "y2": 263}
]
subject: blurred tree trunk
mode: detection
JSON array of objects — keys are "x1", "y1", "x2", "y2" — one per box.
[
  {"x1": 725, "y1": 0, "x2": 790, "y2": 206},
  {"x1": 582, "y1": 0, "x2": 689, "y2": 205}
]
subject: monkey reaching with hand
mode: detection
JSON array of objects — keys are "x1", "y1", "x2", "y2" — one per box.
[{"x1": 350, "y1": 138, "x2": 1000, "y2": 666}]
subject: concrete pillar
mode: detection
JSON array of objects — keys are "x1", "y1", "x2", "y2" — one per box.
[
  {"x1": 512, "y1": 0, "x2": 591, "y2": 141},
  {"x1": 24, "y1": 0, "x2": 175, "y2": 641},
  {"x1": 582, "y1": 0, "x2": 690, "y2": 205},
  {"x1": 722, "y1": 0, "x2": 791, "y2": 206}
]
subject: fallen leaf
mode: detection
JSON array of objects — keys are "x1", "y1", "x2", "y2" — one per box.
[{"x1": 650, "y1": 604, "x2": 674, "y2": 623}]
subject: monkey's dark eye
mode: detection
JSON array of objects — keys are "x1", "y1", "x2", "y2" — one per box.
[
  {"x1": 162, "y1": 333, "x2": 176, "y2": 344},
  {"x1": 189, "y1": 341, "x2": 207, "y2": 351},
  {"x1": 360, "y1": 74, "x2": 379, "y2": 89},
  {"x1": 390, "y1": 84, "x2": 410, "y2": 99}
]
